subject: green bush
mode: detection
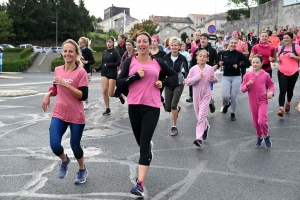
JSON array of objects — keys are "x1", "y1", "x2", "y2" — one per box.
[
  {"x1": 92, "y1": 46, "x2": 107, "y2": 52},
  {"x1": 20, "y1": 47, "x2": 33, "y2": 58},
  {"x1": 2, "y1": 57, "x2": 32, "y2": 72},
  {"x1": 3, "y1": 48, "x2": 23, "y2": 52},
  {"x1": 93, "y1": 51, "x2": 102, "y2": 65},
  {"x1": 51, "y1": 55, "x2": 64, "y2": 71}
]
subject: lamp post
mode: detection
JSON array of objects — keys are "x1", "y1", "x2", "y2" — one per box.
[
  {"x1": 52, "y1": 12, "x2": 58, "y2": 47},
  {"x1": 257, "y1": 0, "x2": 260, "y2": 37}
]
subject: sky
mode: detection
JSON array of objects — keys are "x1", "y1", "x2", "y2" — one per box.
[{"x1": 83, "y1": 0, "x2": 229, "y2": 21}]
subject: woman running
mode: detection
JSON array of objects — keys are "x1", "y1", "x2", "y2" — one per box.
[
  {"x1": 163, "y1": 37, "x2": 188, "y2": 136},
  {"x1": 94, "y1": 36, "x2": 121, "y2": 115},
  {"x1": 163, "y1": 37, "x2": 171, "y2": 54},
  {"x1": 115, "y1": 32, "x2": 177, "y2": 197},
  {"x1": 241, "y1": 54, "x2": 275, "y2": 149},
  {"x1": 150, "y1": 35, "x2": 166, "y2": 59},
  {"x1": 185, "y1": 50, "x2": 218, "y2": 148},
  {"x1": 277, "y1": 31, "x2": 300, "y2": 117},
  {"x1": 117, "y1": 33, "x2": 128, "y2": 57},
  {"x1": 249, "y1": 31, "x2": 276, "y2": 78},
  {"x1": 218, "y1": 38, "x2": 251, "y2": 121},
  {"x1": 78, "y1": 36, "x2": 95, "y2": 110},
  {"x1": 42, "y1": 39, "x2": 89, "y2": 184}
]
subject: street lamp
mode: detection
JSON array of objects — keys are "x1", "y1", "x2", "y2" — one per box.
[{"x1": 52, "y1": 12, "x2": 58, "y2": 47}]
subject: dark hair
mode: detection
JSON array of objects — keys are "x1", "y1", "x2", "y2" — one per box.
[
  {"x1": 283, "y1": 31, "x2": 293, "y2": 39},
  {"x1": 200, "y1": 33, "x2": 210, "y2": 39},
  {"x1": 119, "y1": 33, "x2": 128, "y2": 41},
  {"x1": 218, "y1": 36, "x2": 223, "y2": 40},
  {"x1": 107, "y1": 36, "x2": 115, "y2": 43},
  {"x1": 252, "y1": 54, "x2": 263, "y2": 63},
  {"x1": 137, "y1": 32, "x2": 152, "y2": 44}
]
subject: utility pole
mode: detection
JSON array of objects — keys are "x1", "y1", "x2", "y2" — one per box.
[
  {"x1": 56, "y1": 12, "x2": 58, "y2": 47},
  {"x1": 257, "y1": 0, "x2": 260, "y2": 37},
  {"x1": 123, "y1": 10, "x2": 126, "y2": 34}
]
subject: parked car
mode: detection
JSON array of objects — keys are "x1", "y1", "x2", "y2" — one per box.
[
  {"x1": 33, "y1": 46, "x2": 43, "y2": 53},
  {"x1": 43, "y1": 47, "x2": 50, "y2": 53},
  {"x1": 19, "y1": 44, "x2": 33, "y2": 48},
  {"x1": 0, "y1": 44, "x2": 15, "y2": 49},
  {"x1": 51, "y1": 46, "x2": 62, "y2": 53},
  {"x1": 0, "y1": 46, "x2": 3, "y2": 51}
]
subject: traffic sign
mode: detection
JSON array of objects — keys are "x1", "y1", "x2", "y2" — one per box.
[{"x1": 208, "y1": 25, "x2": 216, "y2": 34}]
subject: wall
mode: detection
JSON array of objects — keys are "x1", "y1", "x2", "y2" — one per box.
[{"x1": 225, "y1": 0, "x2": 300, "y2": 34}]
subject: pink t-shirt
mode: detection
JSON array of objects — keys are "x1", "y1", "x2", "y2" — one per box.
[
  {"x1": 236, "y1": 40, "x2": 245, "y2": 53},
  {"x1": 278, "y1": 44, "x2": 300, "y2": 76},
  {"x1": 127, "y1": 56, "x2": 161, "y2": 108},
  {"x1": 251, "y1": 44, "x2": 275, "y2": 64},
  {"x1": 52, "y1": 65, "x2": 88, "y2": 124}
]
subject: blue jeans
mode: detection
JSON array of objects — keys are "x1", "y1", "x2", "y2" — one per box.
[{"x1": 49, "y1": 117, "x2": 85, "y2": 159}]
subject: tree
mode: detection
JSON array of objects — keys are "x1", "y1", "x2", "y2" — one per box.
[
  {"x1": 128, "y1": 19, "x2": 160, "y2": 39},
  {"x1": 106, "y1": 28, "x2": 118, "y2": 40},
  {"x1": 0, "y1": 2, "x2": 6, "y2": 11},
  {"x1": 0, "y1": 11, "x2": 15, "y2": 42},
  {"x1": 180, "y1": 32, "x2": 188, "y2": 43}
]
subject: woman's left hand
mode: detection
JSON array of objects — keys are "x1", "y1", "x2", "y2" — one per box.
[
  {"x1": 53, "y1": 77, "x2": 69, "y2": 88},
  {"x1": 233, "y1": 64, "x2": 238, "y2": 69},
  {"x1": 155, "y1": 81, "x2": 162, "y2": 89}
]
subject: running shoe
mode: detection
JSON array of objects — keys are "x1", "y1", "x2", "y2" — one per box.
[
  {"x1": 58, "y1": 155, "x2": 70, "y2": 179},
  {"x1": 209, "y1": 99, "x2": 216, "y2": 113},
  {"x1": 83, "y1": 102, "x2": 89, "y2": 110},
  {"x1": 277, "y1": 108, "x2": 284, "y2": 117},
  {"x1": 231, "y1": 113, "x2": 236, "y2": 121},
  {"x1": 74, "y1": 166, "x2": 88, "y2": 185},
  {"x1": 103, "y1": 108, "x2": 111, "y2": 115},
  {"x1": 222, "y1": 102, "x2": 231, "y2": 114},
  {"x1": 220, "y1": 106, "x2": 224, "y2": 113},
  {"x1": 170, "y1": 127, "x2": 178, "y2": 136},
  {"x1": 150, "y1": 141, "x2": 154, "y2": 160},
  {"x1": 285, "y1": 102, "x2": 290, "y2": 113},
  {"x1": 119, "y1": 95, "x2": 125, "y2": 104},
  {"x1": 193, "y1": 139, "x2": 202, "y2": 147},
  {"x1": 186, "y1": 97, "x2": 193, "y2": 103},
  {"x1": 130, "y1": 181, "x2": 144, "y2": 196},
  {"x1": 255, "y1": 137, "x2": 263, "y2": 148},
  {"x1": 203, "y1": 125, "x2": 210, "y2": 140},
  {"x1": 264, "y1": 136, "x2": 272, "y2": 149}
]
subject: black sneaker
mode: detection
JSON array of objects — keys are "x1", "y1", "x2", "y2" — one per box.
[
  {"x1": 209, "y1": 99, "x2": 215, "y2": 113},
  {"x1": 186, "y1": 97, "x2": 193, "y2": 103},
  {"x1": 231, "y1": 113, "x2": 236, "y2": 121},
  {"x1": 255, "y1": 137, "x2": 263, "y2": 148},
  {"x1": 130, "y1": 181, "x2": 144, "y2": 196},
  {"x1": 193, "y1": 139, "x2": 202, "y2": 147},
  {"x1": 222, "y1": 102, "x2": 231, "y2": 113},
  {"x1": 119, "y1": 95, "x2": 125, "y2": 104},
  {"x1": 203, "y1": 125, "x2": 210, "y2": 140},
  {"x1": 102, "y1": 108, "x2": 111, "y2": 115}
]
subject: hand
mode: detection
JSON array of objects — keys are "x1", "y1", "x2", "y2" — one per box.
[
  {"x1": 233, "y1": 64, "x2": 238, "y2": 69},
  {"x1": 155, "y1": 81, "x2": 162, "y2": 89},
  {"x1": 209, "y1": 74, "x2": 215, "y2": 81},
  {"x1": 247, "y1": 78, "x2": 254, "y2": 86},
  {"x1": 200, "y1": 72, "x2": 203, "y2": 78},
  {"x1": 289, "y1": 53, "x2": 296, "y2": 58},
  {"x1": 42, "y1": 93, "x2": 51, "y2": 112},
  {"x1": 137, "y1": 67, "x2": 145, "y2": 77},
  {"x1": 117, "y1": 70, "x2": 121, "y2": 75},
  {"x1": 53, "y1": 77, "x2": 69, "y2": 88},
  {"x1": 183, "y1": 79, "x2": 186, "y2": 85},
  {"x1": 267, "y1": 92, "x2": 273, "y2": 99},
  {"x1": 219, "y1": 61, "x2": 224, "y2": 66},
  {"x1": 93, "y1": 69, "x2": 96, "y2": 73},
  {"x1": 268, "y1": 56, "x2": 274, "y2": 62},
  {"x1": 104, "y1": 63, "x2": 106, "y2": 67}
]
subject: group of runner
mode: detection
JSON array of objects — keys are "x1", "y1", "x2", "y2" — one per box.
[{"x1": 41, "y1": 27, "x2": 300, "y2": 197}]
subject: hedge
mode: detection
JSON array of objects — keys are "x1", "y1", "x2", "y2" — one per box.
[
  {"x1": 92, "y1": 46, "x2": 107, "y2": 52},
  {"x1": 51, "y1": 55, "x2": 64, "y2": 71},
  {"x1": 2, "y1": 57, "x2": 32, "y2": 72},
  {"x1": 3, "y1": 48, "x2": 23, "y2": 52},
  {"x1": 20, "y1": 47, "x2": 33, "y2": 58}
]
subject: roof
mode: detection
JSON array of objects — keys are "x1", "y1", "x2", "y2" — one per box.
[
  {"x1": 178, "y1": 26, "x2": 196, "y2": 32},
  {"x1": 151, "y1": 15, "x2": 193, "y2": 24},
  {"x1": 205, "y1": 12, "x2": 227, "y2": 23},
  {"x1": 189, "y1": 14, "x2": 207, "y2": 18}
]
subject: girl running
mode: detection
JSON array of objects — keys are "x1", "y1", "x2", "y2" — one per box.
[
  {"x1": 185, "y1": 50, "x2": 218, "y2": 148},
  {"x1": 42, "y1": 39, "x2": 89, "y2": 184},
  {"x1": 241, "y1": 54, "x2": 275, "y2": 148},
  {"x1": 150, "y1": 35, "x2": 166, "y2": 59},
  {"x1": 94, "y1": 36, "x2": 121, "y2": 115},
  {"x1": 78, "y1": 36, "x2": 95, "y2": 110},
  {"x1": 218, "y1": 38, "x2": 251, "y2": 121},
  {"x1": 277, "y1": 31, "x2": 300, "y2": 117},
  {"x1": 249, "y1": 31, "x2": 276, "y2": 78},
  {"x1": 163, "y1": 37, "x2": 188, "y2": 136},
  {"x1": 115, "y1": 32, "x2": 177, "y2": 196}
]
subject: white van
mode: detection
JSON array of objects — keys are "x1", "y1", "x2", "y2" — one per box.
[{"x1": 19, "y1": 44, "x2": 33, "y2": 48}]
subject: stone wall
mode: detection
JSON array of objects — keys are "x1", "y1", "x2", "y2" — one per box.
[{"x1": 225, "y1": 0, "x2": 300, "y2": 34}]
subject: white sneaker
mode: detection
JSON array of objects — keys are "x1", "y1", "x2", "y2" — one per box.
[
  {"x1": 83, "y1": 102, "x2": 89, "y2": 110},
  {"x1": 220, "y1": 106, "x2": 224, "y2": 112}
]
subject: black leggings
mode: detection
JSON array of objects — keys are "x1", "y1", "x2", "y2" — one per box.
[
  {"x1": 278, "y1": 70, "x2": 299, "y2": 107},
  {"x1": 189, "y1": 86, "x2": 193, "y2": 97},
  {"x1": 128, "y1": 105, "x2": 160, "y2": 166}
]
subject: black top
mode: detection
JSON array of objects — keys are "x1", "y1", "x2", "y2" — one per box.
[
  {"x1": 186, "y1": 42, "x2": 191, "y2": 50},
  {"x1": 218, "y1": 50, "x2": 251, "y2": 76},
  {"x1": 117, "y1": 44, "x2": 126, "y2": 57},
  {"x1": 152, "y1": 50, "x2": 166, "y2": 59},
  {"x1": 96, "y1": 48, "x2": 121, "y2": 79},
  {"x1": 190, "y1": 43, "x2": 217, "y2": 68},
  {"x1": 114, "y1": 55, "x2": 178, "y2": 97},
  {"x1": 81, "y1": 48, "x2": 95, "y2": 73}
]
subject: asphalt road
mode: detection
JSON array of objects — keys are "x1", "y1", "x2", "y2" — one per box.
[{"x1": 0, "y1": 71, "x2": 300, "y2": 200}]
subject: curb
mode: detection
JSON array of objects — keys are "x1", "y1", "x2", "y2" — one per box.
[
  {"x1": 297, "y1": 101, "x2": 300, "y2": 112},
  {"x1": 0, "y1": 90, "x2": 38, "y2": 97},
  {"x1": 0, "y1": 75, "x2": 23, "y2": 79}
]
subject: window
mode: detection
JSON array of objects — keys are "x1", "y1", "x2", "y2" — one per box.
[
  {"x1": 185, "y1": 24, "x2": 188, "y2": 27},
  {"x1": 180, "y1": 24, "x2": 182, "y2": 27},
  {"x1": 191, "y1": 34, "x2": 193, "y2": 37},
  {"x1": 201, "y1": 18, "x2": 202, "y2": 21},
  {"x1": 196, "y1": 18, "x2": 198, "y2": 21},
  {"x1": 166, "y1": 30, "x2": 169, "y2": 35},
  {"x1": 173, "y1": 23, "x2": 176, "y2": 27}
]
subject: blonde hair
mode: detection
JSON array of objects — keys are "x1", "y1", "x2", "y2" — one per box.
[
  {"x1": 196, "y1": 49, "x2": 209, "y2": 57},
  {"x1": 79, "y1": 37, "x2": 92, "y2": 50},
  {"x1": 169, "y1": 37, "x2": 181, "y2": 46},
  {"x1": 62, "y1": 39, "x2": 83, "y2": 67}
]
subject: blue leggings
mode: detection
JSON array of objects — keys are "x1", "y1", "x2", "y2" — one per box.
[{"x1": 49, "y1": 117, "x2": 85, "y2": 159}]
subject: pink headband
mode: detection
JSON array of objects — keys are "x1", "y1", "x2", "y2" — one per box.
[
  {"x1": 232, "y1": 30, "x2": 240, "y2": 37},
  {"x1": 151, "y1": 35, "x2": 160, "y2": 44}
]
